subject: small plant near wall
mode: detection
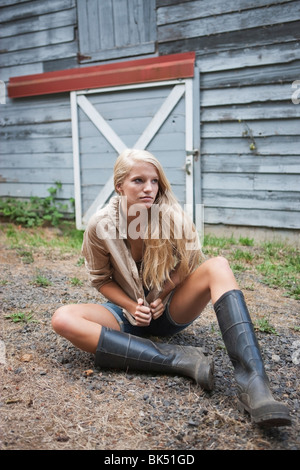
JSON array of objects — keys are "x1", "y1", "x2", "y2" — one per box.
[{"x1": 0, "y1": 182, "x2": 74, "y2": 227}]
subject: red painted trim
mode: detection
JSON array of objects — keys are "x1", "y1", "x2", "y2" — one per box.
[{"x1": 8, "y1": 52, "x2": 195, "y2": 98}]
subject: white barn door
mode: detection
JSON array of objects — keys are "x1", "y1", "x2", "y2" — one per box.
[{"x1": 70, "y1": 78, "x2": 199, "y2": 230}]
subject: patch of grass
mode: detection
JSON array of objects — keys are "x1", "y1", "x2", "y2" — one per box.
[
  {"x1": 5, "y1": 311, "x2": 37, "y2": 323},
  {"x1": 2, "y1": 222, "x2": 84, "y2": 255},
  {"x1": 203, "y1": 235, "x2": 299, "y2": 300},
  {"x1": 257, "y1": 242, "x2": 300, "y2": 300},
  {"x1": 233, "y1": 249, "x2": 254, "y2": 262},
  {"x1": 76, "y1": 257, "x2": 85, "y2": 267},
  {"x1": 254, "y1": 316, "x2": 278, "y2": 335},
  {"x1": 16, "y1": 249, "x2": 34, "y2": 264},
  {"x1": 31, "y1": 273, "x2": 52, "y2": 287},
  {"x1": 70, "y1": 277, "x2": 83, "y2": 286},
  {"x1": 238, "y1": 236, "x2": 254, "y2": 246}
]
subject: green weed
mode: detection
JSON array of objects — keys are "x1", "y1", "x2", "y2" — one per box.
[
  {"x1": 70, "y1": 277, "x2": 83, "y2": 286},
  {"x1": 5, "y1": 311, "x2": 37, "y2": 323},
  {"x1": 31, "y1": 274, "x2": 52, "y2": 287},
  {"x1": 254, "y1": 317, "x2": 278, "y2": 335},
  {"x1": 0, "y1": 182, "x2": 73, "y2": 227}
]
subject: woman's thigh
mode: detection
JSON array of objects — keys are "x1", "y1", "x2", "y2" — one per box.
[
  {"x1": 168, "y1": 264, "x2": 211, "y2": 325},
  {"x1": 52, "y1": 303, "x2": 121, "y2": 334},
  {"x1": 168, "y1": 256, "x2": 238, "y2": 325}
]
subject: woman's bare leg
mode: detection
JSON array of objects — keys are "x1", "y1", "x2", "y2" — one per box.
[
  {"x1": 51, "y1": 304, "x2": 121, "y2": 353},
  {"x1": 169, "y1": 256, "x2": 239, "y2": 324}
]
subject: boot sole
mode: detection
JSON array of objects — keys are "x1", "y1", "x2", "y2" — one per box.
[{"x1": 238, "y1": 400, "x2": 292, "y2": 428}]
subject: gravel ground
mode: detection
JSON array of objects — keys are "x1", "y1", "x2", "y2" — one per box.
[{"x1": 0, "y1": 226, "x2": 299, "y2": 451}]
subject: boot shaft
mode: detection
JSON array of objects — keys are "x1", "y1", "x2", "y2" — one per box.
[{"x1": 95, "y1": 327, "x2": 214, "y2": 390}]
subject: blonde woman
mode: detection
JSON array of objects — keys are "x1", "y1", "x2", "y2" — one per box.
[{"x1": 52, "y1": 149, "x2": 291, "y2": 428}]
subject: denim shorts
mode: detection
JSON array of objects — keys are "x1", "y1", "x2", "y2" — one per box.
[{"x1": 101, "y1": 293, "x2": 192, "y2": 337}]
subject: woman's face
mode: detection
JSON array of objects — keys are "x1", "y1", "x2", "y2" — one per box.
[{"x1": 117, "y1": 162, "x2": 159, "y2": 210}]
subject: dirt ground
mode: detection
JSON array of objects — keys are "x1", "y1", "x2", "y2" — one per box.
[{"x1": 0, "y1": 226, "x2": 299, "y2": 451}]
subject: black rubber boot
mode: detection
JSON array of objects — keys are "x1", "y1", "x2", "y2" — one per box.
[
  {"x1": 95, "y1": 327, "x2": 214, "y2": 391},
  {"x1": 214, "y1": 289, "x2": 291, "y2": 427}
]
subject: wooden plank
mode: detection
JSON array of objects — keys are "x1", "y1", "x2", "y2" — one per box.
[
  {"x1": 0, "y1": 0, "x2": 75, "y2": 23},
  {"x1": 158, "y1": 21, "x2": 300, "y2": 57},
  {"x1": 202, "y1": 62, "x2": 300, "y2": 89},
  {"x1": 98, "y1": 0, "x2": 114, "y2": 50},
  {"x1": 204, "y1": 207, "x2": 300, "y2": 229},
  {"x1": 79, "y1": 150, "x2": 185, "y2": 170},
  {"x1": 0, "y1": 183, "x2": 73, "y2": 199},
  {"x1": 0, "y1": 63, "x2": 43, "y2": 84},
  {"x1": 0, "y1": 138, "x2": 72, "y2": 154},
  {"x1": 202, "y1": 136, "x2": 300, "y2": 156},
  {"x1": 203, "y1": 189, "x2": 300, "y2": 211},
  {"x1": 0, "y1": 153, "x2": 73, "y2": 169},
  {"x1": 202, "y1": 155, "x2": 300, "y2": 174},
  {"x1": 0, "y1": 0, "x2": 32, "y2": 7},
  {"x1": 0, "y1": 168, "x2": 73, "y2": 184},
  {"x1": 113, "y1": 0, "x2": 129, "y2": 47},
  {"x1": 0, "y1": 10, "x2": 77, "y2": 38},
  {"x1": 0, "y1": 100, "x2": 71, "y2": 125},
  {"x1": 0, "y1": 122, "x2": 72, "y2": 139},
  {"x1": 203, "y1": 120, "x2": 300, "y2": 138},
  {"x1": 201, "y1": 83, "x2": 292, "y2": 107},
  {"x1": 79, "y1": 42, "x2": 156, "y2": 63},
  {"x1": 1, "y1": 42, "x2": 77, "y2": 68},
  {"x1": 0, "y1": 26, "x2": 75, "y2": 53},
  {"x1": 202, "y1": 104, "x2": 300, "y2": 122},
  {"x1": 157, "y1": 0, "x2": 294, "y2": 25},
  {"x1": 198, "y1": 41, "x2": 300, "y2": 74},
  {"x1": 71, "y1": 91, "x2": 83, "y2": 229},
  {"x1": 184, "y1": 78, "x2": 194, "y2": 215},
  {"x1": 202, "y1": 172, "x2": 299, "y2": 192},
  {"x1": 78, "y1": 114, "x2": 186, "y2": 137},
  {"x1": 158, "y1": 2, "x2": 300, "y2": 42}
]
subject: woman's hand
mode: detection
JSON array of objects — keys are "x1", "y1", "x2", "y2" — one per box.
[
  {"x1": 150, "y1": 298, "x2": 164, "y2": 320},
  {"x1": 134, "y1": 298, "x2": 152, "y2": 326}
]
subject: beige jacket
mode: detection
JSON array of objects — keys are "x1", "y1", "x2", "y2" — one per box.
[{"x1": 81, "y1": 196, "x2": 172, "y2": 324}]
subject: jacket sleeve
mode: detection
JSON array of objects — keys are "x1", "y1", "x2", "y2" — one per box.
[{"x1": 81, "y1": 218, "x2": 114, "y2": 291}]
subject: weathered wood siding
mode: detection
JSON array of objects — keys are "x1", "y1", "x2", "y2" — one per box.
[
  {"x1": 157, "y1": 0, "x2": 300, "y2": 229},
  {"x1": 77, "y1": 0, "x2": 157, "y2": 62},
  {"x1": 0, "y1": 0, "x2": 78, "y2": 204},
  {"x1": 1, "y1": 0, "x2": 300, "y2": 230}
]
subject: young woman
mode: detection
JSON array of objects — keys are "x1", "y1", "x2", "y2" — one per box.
[{"x1": 52, "y1": 148, "x2": 291, "y2": 428}]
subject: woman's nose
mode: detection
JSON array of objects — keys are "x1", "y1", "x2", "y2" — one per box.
[{"x1": 143, "y1": 180, "x2": 152, "y2": 192}]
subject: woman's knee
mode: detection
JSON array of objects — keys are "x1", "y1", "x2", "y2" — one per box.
[
  {"x1": 204, "y1": 256, "x2": 232, "y2": 276},
  {"x1": 51, "y1": 304, "x2": 75, "y2": 334}
]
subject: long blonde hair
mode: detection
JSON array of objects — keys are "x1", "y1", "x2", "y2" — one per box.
[{"x1": 114, "y1": 149, "x2": 202, "y2": 290}]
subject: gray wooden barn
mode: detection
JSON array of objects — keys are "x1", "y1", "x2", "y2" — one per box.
[{"x1": 1, "y1": 0, "x2": 300, "y2": 237}]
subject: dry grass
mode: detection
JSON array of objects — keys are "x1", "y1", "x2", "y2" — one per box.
[{"x1": 1, "y1": 224, "x2": 299, "y2": 451}]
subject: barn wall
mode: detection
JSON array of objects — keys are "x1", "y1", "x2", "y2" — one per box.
[
  {"x1": 1, "y1": 0, "x2": 300, "y2": 229},
  {"x1": 0, "y1": 0, "x2": 78, "y2": 203},
  {"x1": 157, "y1": 0, "x2": 300, "y2": 229}
]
